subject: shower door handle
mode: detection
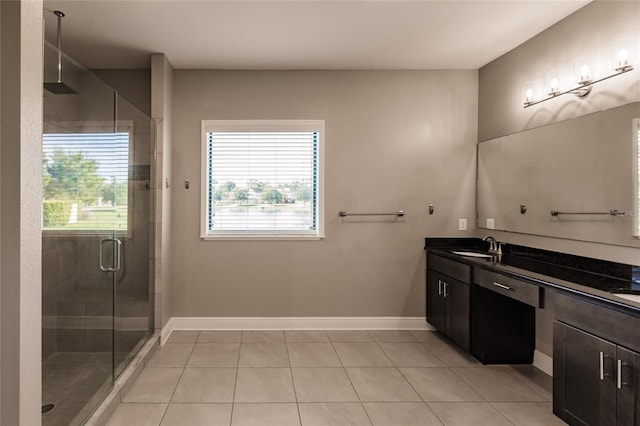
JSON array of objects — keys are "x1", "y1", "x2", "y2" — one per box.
[
  {"x1": 113, "y1": 238, "x2": 122, "y2": 271},
  {"x1": 100, "y1": 238, "x2": 122, "y2": 272}
]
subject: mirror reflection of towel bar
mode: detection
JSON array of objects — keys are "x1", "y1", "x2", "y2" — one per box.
[
  {"x1": 550, "y1": 209, "x2": 626, "y2": 217},
  {"x1": 339, "y1": 210, "x2": 405, "y2": 217}
]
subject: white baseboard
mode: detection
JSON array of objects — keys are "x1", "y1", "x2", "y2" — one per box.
[
  {"x1": 160, "y1": 318, "x2": 175, "y2": 346},
  {"x1": 533, "y1": 349, "x2": 553, "y2": 376},
  {"x1": 161, "y1": 316, "x2": 432, "y2": 345}
]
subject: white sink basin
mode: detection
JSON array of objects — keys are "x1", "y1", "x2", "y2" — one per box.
[
  {"x1": 451, "y1": 251, "x2": 493, "y2": 258},
  {"x1": 612, "y1": 293, "x2": 640, "y2": 304}
]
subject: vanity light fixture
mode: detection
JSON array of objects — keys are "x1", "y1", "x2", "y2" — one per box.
[{"x1": 523, "y1": 49, "x2": 634, "y2": 108}]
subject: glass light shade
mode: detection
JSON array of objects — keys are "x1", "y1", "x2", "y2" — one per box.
[
  {"x1": 618, "y1": 49, "x2": 629, "y2": 67},
  {"x1": 525, "y1": 88, "x2": 533, "y2": 102},
  {"x1": 579, "y1": 65, "x2": 591, "y2": 83}
]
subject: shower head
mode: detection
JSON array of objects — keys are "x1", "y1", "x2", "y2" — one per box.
[
  {"x1": 44, "y1": 10, "x2": 77, "y2": 95},
  {"x1": 44, "y1": 81, "x2": 77, "y2": 95}
]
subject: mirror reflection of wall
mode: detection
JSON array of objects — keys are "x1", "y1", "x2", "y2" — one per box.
[
  {"x1": 477, "y1": 102, "x2": 640, "y2": 247},
  {"x1": 635, "y1": 118, "x2": 640, "y2": 238}
]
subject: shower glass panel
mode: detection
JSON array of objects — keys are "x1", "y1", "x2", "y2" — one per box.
[
  {"x1": 42, "y1": 41, "x2": 154, "y2": 426},
  {"x1": 113, "y1": 95, "x2": 154, "y2": 379}
]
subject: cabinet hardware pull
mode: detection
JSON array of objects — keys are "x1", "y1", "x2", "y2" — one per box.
[
  {"x1": 618, "y1": 359, "x2": 622, "y2": 389},
  {"x1": 621, "y1": 362, "x2": 633, "y2": 387},
  {"x1": 493, "y1": 282, "x2": 512, "y2": 291},
  {"x1": 600, "y1": 352, "x2": 604, "y2": 380},
  {"x1": 443, "y1": 282, "x2": 448, "y2": 298},
  {"x1": 438, "y1": 280, "x2": 442, "y2": 296}
]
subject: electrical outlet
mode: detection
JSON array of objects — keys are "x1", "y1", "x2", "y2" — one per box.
[
  {"x1": 458, "y1": 218, "x2": 467, "y2": 231},
  {"x1": 487, "y1": 218, "x2": 495, "y2": 229}
]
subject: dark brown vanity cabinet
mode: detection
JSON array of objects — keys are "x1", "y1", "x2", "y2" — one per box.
[
  {"x1": 616, "y1": 347, "x2": 640, "y2": 426},
  {"x1": 426, "y1": 253, "x2": 470, "y2": 351},
  {"x1": 471, "y1": 268, "x2": 537, "y2": 364},
  {"x1": 554, "y1": 294, "x2": 640, "y2": 426}
]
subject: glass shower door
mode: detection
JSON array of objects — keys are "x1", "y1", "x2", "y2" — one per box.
[
  {"x1": 42, "y1": 39, "x2": 154, "y2": 426},
  {"x1": 42, "y1": 41, "x2": 119, "y2": 426},
  {"x1": 112, "y1": 94, "x2": 154, "y2": 379}
]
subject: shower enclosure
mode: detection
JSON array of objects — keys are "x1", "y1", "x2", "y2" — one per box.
[{"x1": 41, "y1": 40, "x2": 155, "y2": 425}]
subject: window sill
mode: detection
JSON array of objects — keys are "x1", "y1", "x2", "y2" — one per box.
[{"x1": 200, "y1": 234, "x2": 324, "y2": 241}]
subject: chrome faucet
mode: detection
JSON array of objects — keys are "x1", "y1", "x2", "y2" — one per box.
[{"x1": 483, "y1": 236, "x2": 501, "y2": 255}]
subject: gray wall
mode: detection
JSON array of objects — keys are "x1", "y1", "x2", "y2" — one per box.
[{"x1": 169, "y1": 70, "x2": 478, "y2": 318}]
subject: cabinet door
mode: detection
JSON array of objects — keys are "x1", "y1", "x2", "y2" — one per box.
[
  {"x1": 554, "y1": 321, "x2": 616, "y2": 426},
  {"x1": 445, "y1": 278, "x2": 470, "y2": 351},
  {"x1": 426, "y1": 270, "x2": 446, "y2": 333},
  {"x1": 616, "y1": 346, "x2": 640, "y2": 426}
]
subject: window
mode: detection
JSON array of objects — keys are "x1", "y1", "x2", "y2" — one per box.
[
  {"x1": 42, "y1": 124, "x2": 130, "y2": 234},
  {"x1": 201, "y1": 120, "x2": 324, "y2": 239},
  {"x1": 635, "y1": 118, "x2": 640, "y2": 237}
]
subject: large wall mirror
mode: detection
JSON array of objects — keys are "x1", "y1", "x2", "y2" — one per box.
[{"x1": 477, "y1": 102, "x2": 640, "y2": 247}]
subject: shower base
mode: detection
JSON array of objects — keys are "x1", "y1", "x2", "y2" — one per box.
[{"x1": 42, "y1": 352, "x2": 128, "y2": 426}]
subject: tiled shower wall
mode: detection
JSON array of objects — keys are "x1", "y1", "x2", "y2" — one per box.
[{"x1": 42, "y1": 173, "x2": 152, "y2": 361}]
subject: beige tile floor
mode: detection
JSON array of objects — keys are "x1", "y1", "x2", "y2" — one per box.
[{"x1": 106, "y1": 330, "x2": 566, "y2": 426}]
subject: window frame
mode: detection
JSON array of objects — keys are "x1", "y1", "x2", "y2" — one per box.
[
  {"x1": 200, "y1": 119, "x2": 325, "y2": 241},
  {"x1": 42, "y1": 120, "x2": 134, "y2": 237}
]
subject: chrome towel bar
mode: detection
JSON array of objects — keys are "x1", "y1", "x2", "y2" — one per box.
[
  {"x1": 550, "y1": 209, "x2": 627, "y2": 217},
  {"x1": 339, "y1": 210, "x2": 405, "y2": 217}
]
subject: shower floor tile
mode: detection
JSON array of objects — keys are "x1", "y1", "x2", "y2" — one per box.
[
  {"x1": 41, "y1": 351, "x2": 129, "y2": 426},
  {"x1": 42, "y1": 352, "x2": 112, "y2": 404}
]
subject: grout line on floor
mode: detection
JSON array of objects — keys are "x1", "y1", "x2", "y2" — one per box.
[
  {"x1": 504, "y1": 365, "x2": 553, "y2": 400},
  {"x1": 228, "y1": 337, "x2": 243, "y2": 425},
  {"x1": 327, "y1": 335, "x2": 371, "y2": 423},
  {"x1": 448, "y1": 366, "x2": 489, "y2": 403},
  {"x1": 418, "y1": 339, "x2": 448, "y2": 366},
  {"x1": 283, "y1": 334, "x2": 303, "y2": 426},
  {"x1": 371, "y1": 335, "x2": 394, "y2": 367},
  {"x1": 328, "y1": 334, "x2": 361, "y2": 397},
  {"x1": 154, "y1": 337, "x2": 198, "y2": 425},
  {"x1": 488, "y1": 401, "x2": 518, "y2": 426},
  {"x1": 395, "y1": 363, "x2": 427, "y2": 404}
]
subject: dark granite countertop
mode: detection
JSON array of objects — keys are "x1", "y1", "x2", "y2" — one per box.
[{"x1": 425, "y1": 237, "x2": 640, "y2": 312}]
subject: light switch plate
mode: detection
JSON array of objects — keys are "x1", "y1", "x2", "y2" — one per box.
[
  {"x1": 487, "y1": 218, "x2": 495, "y2": 229},
  {"x1": 458, "y1": 218, "x2": 467, "y2": 231}
]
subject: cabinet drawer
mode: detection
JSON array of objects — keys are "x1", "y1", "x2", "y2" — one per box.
[
  {"x1": 427, "y1": 253, "x2": 471, "y2": 282},
  {"x1": 474, "y1": 268, "x2": 541, "y2": 308},
  {"x1": 556, "y1": 292, "x2": 640, "y2": 354}
]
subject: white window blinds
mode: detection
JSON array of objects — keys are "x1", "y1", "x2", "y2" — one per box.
[
  {"x1": 42, "y1": 131, "x2": 129, "y2": 232},
  {"x1": 201, "y1": 120, "x2": 323, "y2": 238}
]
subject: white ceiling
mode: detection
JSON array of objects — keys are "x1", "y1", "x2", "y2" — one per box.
[{"x1": 43, "y1": 0, "x2": 590, "y2": 70}]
